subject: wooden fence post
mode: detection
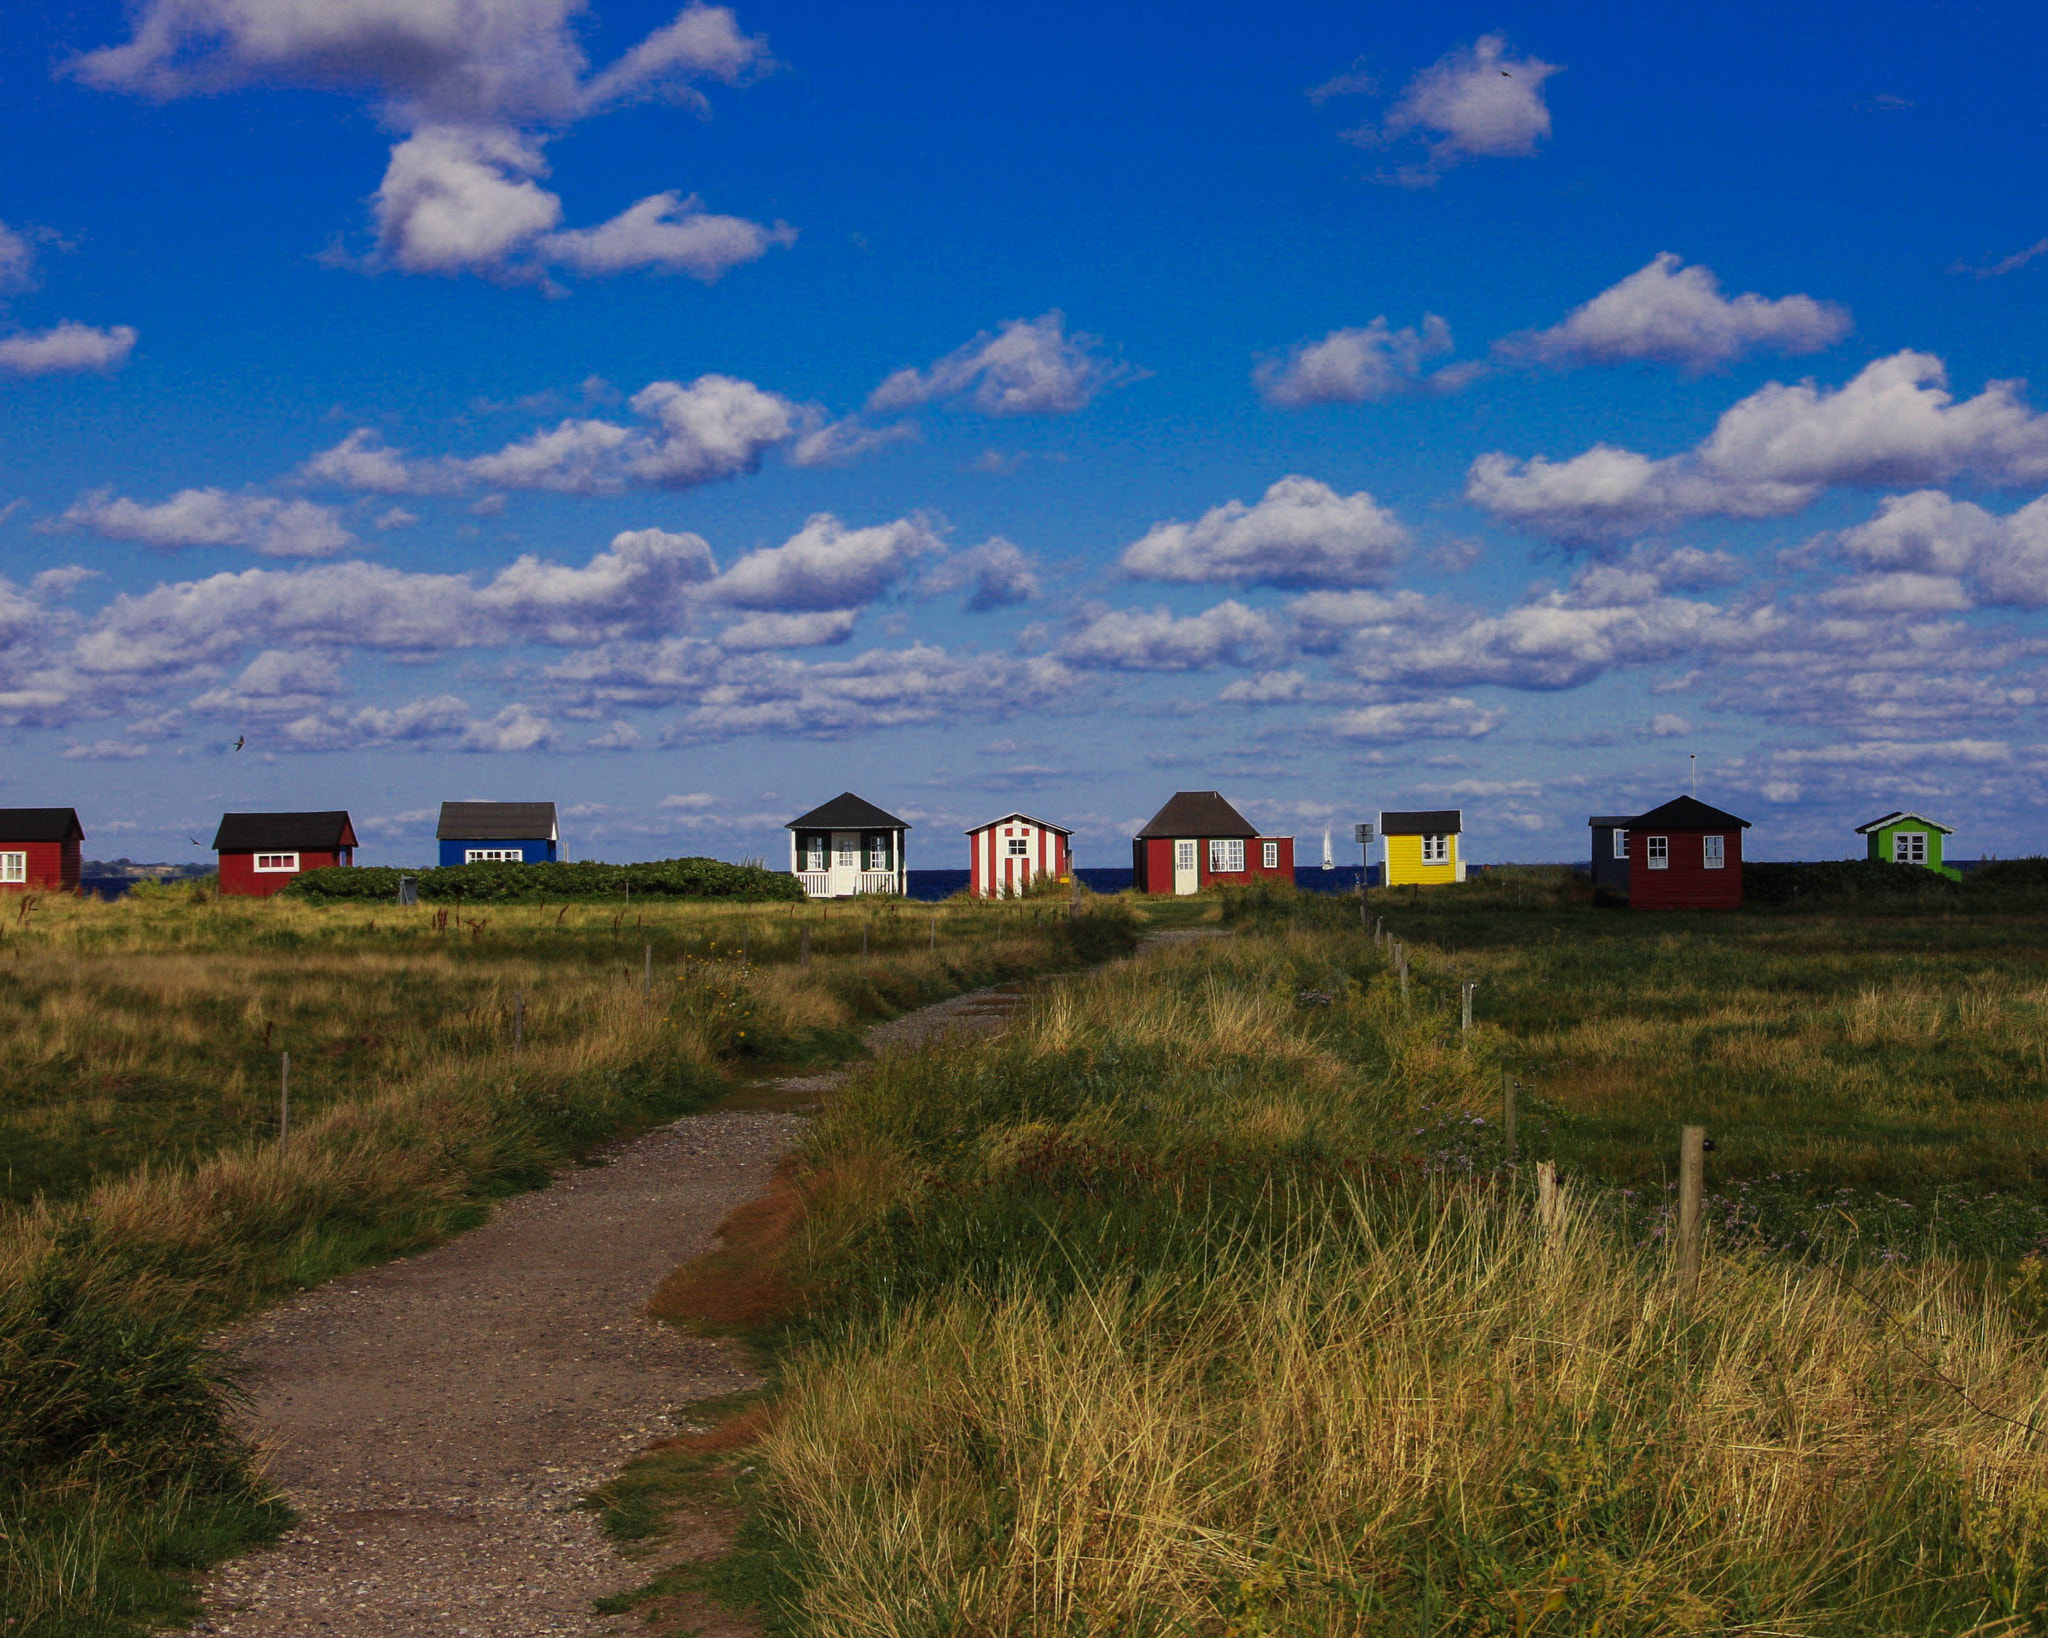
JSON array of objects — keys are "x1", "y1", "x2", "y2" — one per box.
[
  {"x1": 1502, "y1": 1069, "x2": 1517, "y2": 1166},
  {"x1": 1461, "y1": 980, "x2": 1474, "y2": 1044},
  {"x1": 643, "y1": 942, "x2": 652, "y2": 996},
  {"x1": 1677, "y1": 1125, "x2": 1706, "y2": 1287},
  {"x1": 1536, "y1": 1160, "x2": 1559, "y2": 1234},
  {"x1": 279, "y1": 1051, "x2": 290, "y2": 1145}
]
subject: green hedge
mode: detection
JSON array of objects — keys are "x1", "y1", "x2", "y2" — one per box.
[
  {"x1": 282, "y1": 857, "x2": 807, "y2": 904},
  {"x1": 1741, "y1": 859, "x2": 1961, "y2": 906}
]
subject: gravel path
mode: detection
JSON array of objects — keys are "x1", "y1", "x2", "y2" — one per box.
[{"x1": 178, "y1": 980, "x2": 1033, "y2": 1638}]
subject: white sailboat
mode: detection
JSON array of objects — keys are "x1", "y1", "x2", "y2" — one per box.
[{"x1": 1321, "y1": 826, "x2": 1335, "y2": 870}]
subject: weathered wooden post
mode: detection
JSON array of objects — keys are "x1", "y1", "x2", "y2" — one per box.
[
  {"x1": 1460, "y1": 980, "x2": 1474, "y2": 1044},
  {"x1": 643, "y1": 942, "x2": 653, "y2": 996},
  {"x1": 1677, "y1": 1126, "x2": 1706, "y2": 1287},
  {"x1": 513, "y1": 990, "x2": 524, "y2": 1052},
  {"x1": 800, "y1": 924, "x2": 811, "y2": 968},
  {"x1": 1537, "y1": 1160, "x2": 1559, "y2": 1234},
  {"x1": 1502, "y1": 1069, "x2": 1517, "y2": 1166},
  {"x1": 279, "y1": 1051, "x2": 290, "y2": 1145}
]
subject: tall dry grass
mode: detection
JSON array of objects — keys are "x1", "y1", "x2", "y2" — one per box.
[
  {"x1": 1, "y1": 885, "x2": 1134, "y2": 1638},
  {"x1": 766, "y1": 1195, "x2": 2048, "y2": 1635},
  {"x1": 666, "y1": 917, "x2": 2048, "y2": 1635}
]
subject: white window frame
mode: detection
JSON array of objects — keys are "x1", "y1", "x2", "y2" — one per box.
[
  {"x1": 0, "y1": 851, "x2": 24, "y2": 884},
  {"x1": 1613, "y1": 829, "x2": 1629, "y2": 859},
  {"x1": 1645, "y1": 836, "x2": 1668, "y2": 870},
  {"x1": 1006, "y1": 836, "x2": 1029, "y2": 857},
  {"x1": 1262, "y1": 841, "x2": 1279, "y2": 869},
  {"x1": 1421, "y1": 834, "x2": 1450, "y2": 865},
  {"x1": 867, "y1": 835, "x2": 891, "y2": 871},
  {"x1": 464, "y1": 847, "x2": 523, "y2": 863},
  {"x1": 1174, "y1": 840, "x2": 1196, "y2": 871},
  {"x1": 1209, "y1": 838, "x2": 1245, "y2": 873},
  {"x1": 833, "y1": 833, "x2": 859, "y2": 868},
  {"x1": 1702, "y1": 834, "x2": 1725, "y2": 870},
  {"x1": 254, "y1": 852, "x2": 300, "y2": 873},
  {"x1": 1894, "y1": 831, "x2": 1927, "y2": 865}
]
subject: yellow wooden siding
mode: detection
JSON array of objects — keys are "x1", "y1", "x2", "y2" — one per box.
[{"x1": 1383, "y1": 832, "x2": 1460, "y2": 886}]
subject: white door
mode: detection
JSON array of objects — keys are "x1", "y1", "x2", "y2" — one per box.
[
  {"x1": 1173, "y1": 839, "x2": 1199, "y2": 895},
  {"x1": 830, "y1": 831, "x2": 860, "y2": 895}
]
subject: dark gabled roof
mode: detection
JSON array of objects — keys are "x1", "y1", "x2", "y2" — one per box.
[
  {"x1": 965, "y1": 812, "x2": 1074, "y2": 836},
  {"x1": 212, "y1": 811, "x2": 357, "y2": 852},
  {"x1": 1854, "y1": 810, "x2": 1953, "y2": 836},
  {"x1": 1628, "y1": 795, "x2": 1750, "y2": 831},
  {"x1": 1135, "y1": 791, "x2": 1258, "y2": 839},
  {"x1": 0, "y1": 807, "x2": 83, "y2": 843},
  {"x1": 1587, "y1": 815, "x2": 1636, "y2": 827},
  {"x1": 1380, "y1": 809, "x2": 1463, "y2": 835},
  {"x1": 437, "y1": 801, "x2": 557, "y2": 841},
  {"x1": 787, "y1": 792, "x2": 910, "y2": 831}
]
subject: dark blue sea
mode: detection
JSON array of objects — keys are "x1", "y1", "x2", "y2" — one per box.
[{"x1": 903, "y1": 865, "x2": 1378, "y2": 902}]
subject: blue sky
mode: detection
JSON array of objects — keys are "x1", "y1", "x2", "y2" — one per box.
[{"x1": 6, "y1": 0, "x2": 2048, "y2": 869}]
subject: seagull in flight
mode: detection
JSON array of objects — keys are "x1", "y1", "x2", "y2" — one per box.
[{"x1": 233, "y1": 735, "x2": 245, "y2": 751}]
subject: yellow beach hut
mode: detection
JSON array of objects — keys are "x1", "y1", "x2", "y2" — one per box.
[{"x1": 1379, "y1": 809, "x2": 1465, "y2": 887}]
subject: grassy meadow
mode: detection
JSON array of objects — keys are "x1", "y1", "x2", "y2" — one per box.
[
  {"x1": 616, "y1": 883, "x2": 2048, "y2": 1637},
  {"x1": 0, "y1": 880, "x2": 1135, "y2": 1638}
]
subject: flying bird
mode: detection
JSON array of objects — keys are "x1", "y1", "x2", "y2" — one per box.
[
  {"x1": 189, "y1": 837, "x2": 203, "y2": 846},
  {"x1": 1501, "y1": 70, "x2": 1512, "y2": 77},
  {"x1": 233, "y1": 735, "x2": 245, "y2": 751}
]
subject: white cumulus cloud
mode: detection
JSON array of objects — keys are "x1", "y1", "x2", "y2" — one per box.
[
  {"x1": 1348, "y1": 34, "x2": 1562, "y2": 184},
  {"x1": 1255, "y1": 315, "x2": 1473, "y2": 406},
  {"x1": 62, "y1": 488, "x2": 353, "y2": 557},
  {"x1": 867, "y1": 312, "x2": 1133, "y2": 417},
  {"x1": 1499, "y1": 254, "x2": 1850, "y2": 372},
  {"x1": 0, "y1": 322, "x2": 138, "y2": 377},
  {"x1": 1060, "y1": 601, "x2": 1287, "y2": 671},
  {"x1": 1122, "y1": 477, "x2": 1410, "y2": 589},
  {"x1": 74, "y1": 1, "x2": 787, "y2": 285},
  {"x1": 1468, "y1": 351, "x2": 2048, "y2": 545},
  {"x1": 706, "y1": 514, "x2": 940, "y2": 611}
]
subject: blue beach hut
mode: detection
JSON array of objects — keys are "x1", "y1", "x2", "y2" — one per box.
[{"x1": 437, "y1": 801, "x2": 559, "y2": 866}]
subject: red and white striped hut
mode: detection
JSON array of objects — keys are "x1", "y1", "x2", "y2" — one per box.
[{"x1": 965, "y1": 812, "x2": 1073, "y2": 898}]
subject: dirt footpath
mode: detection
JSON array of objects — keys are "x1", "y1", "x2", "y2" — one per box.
[{"x1": 180, "y1": 980, "x2": 1032, "y2": 1638}]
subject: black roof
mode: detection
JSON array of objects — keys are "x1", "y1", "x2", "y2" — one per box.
[
  {"x1": 1628, "y1": 795, "x2": 1750, "y2": 830},
  {"x1": 212, "y1": 811, "x2": 357, "y2": 852},
  {"x1": 1587, "y1": 814, "x2": 1636, "y2": 827},
  {"x1": 1380, "y1": 809, "x2": 1463, "y2": 835},
  {"x1": 1135, "y1": 791, "x2": 1258, "y2": 838},
  {"x1": 0, "y1": 807, "x2": 83, "y2": 843},
  {"x1": 787, "y1": 792, "x2": 910, "y2": 831},
  {"x1": 437, "y1": 801, "x2": 557, "y2": 840}
]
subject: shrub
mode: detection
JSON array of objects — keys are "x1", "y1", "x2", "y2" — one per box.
[
  {"x1": 283, "y1": 857, "x2": 807, "y2": 904},
  {"x1": 1742, "y1": 859, "x2": 1961, "y2": 907}
]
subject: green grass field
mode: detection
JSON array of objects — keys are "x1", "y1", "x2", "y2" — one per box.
[
  {"x1": 0, "y1": 882, "x2": 1136, "y2": 1638},
  {"x1": 617, "y1": 883, "x2": 2048, "y2": 1637}
]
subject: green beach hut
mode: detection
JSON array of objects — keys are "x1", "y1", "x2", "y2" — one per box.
[{"x1": 1854, "y1": 811, "x2": 1961, "y2": 880}]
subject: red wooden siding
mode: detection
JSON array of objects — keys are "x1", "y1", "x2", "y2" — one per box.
[
  {"x1": 1626, "y1": 828, "x2": 1744, "y2": 909},
  {"x1": 0, "y1": 839, "x2": 80, "y2": 892},
  {"x1": 1131, "y1": 834, "x2": 1293, "y2": 894},
  {"x1": 219, "y1": 848, "x2": 347, "y2": 897},
  {"x1": 967, "y1": 819, "x2": 1071, "y2": 897}
]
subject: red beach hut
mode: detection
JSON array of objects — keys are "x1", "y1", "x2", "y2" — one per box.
[
  {"x1": 0, "y1": 808, "x2": 84, "y2": 891},
  {"x1": 1130, "y1": 791, "x2": 1293, "y2": 895},
  {"x1": 1624, "y1": 796, "x2": 1749, "y2": 910},
  {"x1": 966, "y1": 812, "x2": 1072, "y2": 897},
  {"x1": 213, "y1": 811, "x2": 357, "y2": 897}
]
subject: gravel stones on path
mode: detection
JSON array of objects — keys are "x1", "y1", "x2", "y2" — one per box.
[{"x1": 176, "y1": 979, "x2": 1038, "y2": 1638}]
